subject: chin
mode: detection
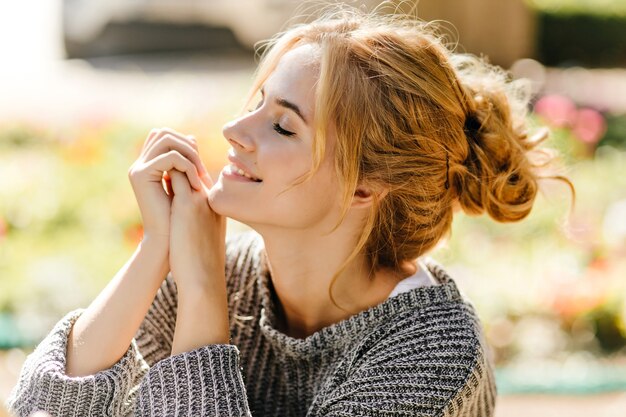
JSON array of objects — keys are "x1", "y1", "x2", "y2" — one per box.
[
  {"x1": 208, "y1": 184, "x2": 257, "y2": 225},
  {"x1": 207, "y1": 185, "x2": 230, "y2": 217}
]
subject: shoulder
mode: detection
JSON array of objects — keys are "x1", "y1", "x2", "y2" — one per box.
[
  {"x1": 339, "y1": 263, "x2": 497, "y2": 415},
  {"x1": 363, "y1": 294, "x2": 492, "y2": 376}
]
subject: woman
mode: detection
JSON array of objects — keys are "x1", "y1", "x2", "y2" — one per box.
[{"x1": 7, "y1": 4, "x2": 571, "y2": 417}]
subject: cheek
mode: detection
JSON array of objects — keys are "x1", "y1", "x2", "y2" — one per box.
[
  {"x1": 263, "y1": 144, "x2": 310, "y2": 182},
  {"x1": 286, "y1": 160, "x2": 341, "y2": 210}
]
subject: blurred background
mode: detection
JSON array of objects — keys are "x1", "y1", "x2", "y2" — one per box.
[{"x1": 1, "y1": 0, "x2": 625, "y2": 415}]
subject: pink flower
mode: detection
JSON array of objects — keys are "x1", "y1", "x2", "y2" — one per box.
[
  {"x1": 572, "y1": 108, "x2": 607, "y2": 144},
  {"x1": 534, "y1": 94, "x2": 578, "y2": 127}
]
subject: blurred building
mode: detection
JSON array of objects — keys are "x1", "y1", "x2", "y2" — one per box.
[
  {"x1": 416, "y1": 0, "x2": 536, "y2": 68},
  {"x1": 61, "y1": 0, "x2": 535, "y2": 67}
]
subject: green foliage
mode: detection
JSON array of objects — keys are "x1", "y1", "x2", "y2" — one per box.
[
  {"x1": 601, "y1": 113, "x2": 626, "y2": 148},
  {"x1": 527, "y1": 0, "x2": 626, "y2": 67},
  {"x1": 526, "y1": 0, "x2": 626, "y2": 17},
  {"x1": 537, "y1": 13, "x2": 626, "y2": 67}
]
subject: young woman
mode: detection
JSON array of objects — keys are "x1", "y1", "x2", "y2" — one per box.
[{"x1": 7, "y1": 5, "x2": 571, "y2": 417}]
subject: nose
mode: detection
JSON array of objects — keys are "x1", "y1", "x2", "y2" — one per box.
[{"x1": 222, "y1": 117, "x2": 256, "y2": 152}]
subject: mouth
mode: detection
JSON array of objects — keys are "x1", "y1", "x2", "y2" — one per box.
[{"x1": 224, "y1": 163, "x2": 263, "y2": 182}]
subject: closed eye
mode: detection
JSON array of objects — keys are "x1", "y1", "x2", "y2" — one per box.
[
  {"x1": 273, "y1": 123, "x2": 295, "y2": 137},
  {"x1": 247, "y1": 99, "x2": 296, "y2": 138}
]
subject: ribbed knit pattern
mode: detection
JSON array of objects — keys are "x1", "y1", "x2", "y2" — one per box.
[{"x1": 6, "y1": 230, "x2": 497, "y2": 416}]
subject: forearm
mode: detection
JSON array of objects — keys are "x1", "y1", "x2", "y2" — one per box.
[
  {"x1": 66, "y1": 235, "x2": 170, "y2": 377},
  {"x1": 171, "y1": 273, "x2": 230, "y2": 356}
]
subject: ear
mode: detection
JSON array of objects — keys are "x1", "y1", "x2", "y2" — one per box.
[{"x1": 352, "y1": 182, "x2": 389, "y2": 209}]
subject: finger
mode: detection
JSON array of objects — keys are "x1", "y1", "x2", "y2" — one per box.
[
  {"x1": 145, "y1": 150, "x2": 203, "y2": 191},
  {"x1": 169, "y1": 169, "x2": 191, "y2": 197},
  {"x1": 141, "y1": 127, "x2": 199, "y2": 159},
  {"x1": 139, "y1": 127, "x2": 161, "y2": 158},
  {"x1": 185, "y1": 134, "x2": 198, "y2": 150},
  {"x1": 145, "y1": 134, "x2": 208, "y2": 179},
  {"x1": 158, "y1": 128, "x2": 199, "y2": 153}
]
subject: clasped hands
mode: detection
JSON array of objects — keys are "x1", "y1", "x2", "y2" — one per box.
[{"x1": 128, "y1": 127, "x2": 229, "y2": 353}]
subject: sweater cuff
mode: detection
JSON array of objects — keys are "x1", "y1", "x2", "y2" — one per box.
[
  {"x1": 7, "y1": 309, "x2": 149, "y2": 417},
  {"x1": 137, "y1": 344, "x2": 251, "y2": 417}
]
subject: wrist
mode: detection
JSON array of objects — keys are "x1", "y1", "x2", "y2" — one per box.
[
  {"x1": 138, "y1": 236, "x2": 170, "y2": 280},
  {"x1": 175, "y1": 269, "x2": 227, "y2": 296},
  {"x1": 140, "y1": 234, "x2": 170, "y2": 252},
  {"x1": 172, "y1": 283, "x2": 230, "y2": 354}
]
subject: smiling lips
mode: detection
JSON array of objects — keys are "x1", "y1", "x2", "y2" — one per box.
[
  {"x1": 227, "y1": 154, "x2": 262, "y2": 182},
  {"x1": 226, "y1": 163, "x2": 263, "y2": 182}
]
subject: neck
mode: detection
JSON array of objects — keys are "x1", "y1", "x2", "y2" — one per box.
[{"x1": 252, "y1": 219, "x2": 414, "y2": 339}]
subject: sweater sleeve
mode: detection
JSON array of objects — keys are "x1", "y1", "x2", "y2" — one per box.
[
  {"x1": 135, "y1": 344, "x2": 251, "y2": 416},
  {"x1": 5, "y1": 308, "x2": 149, "y2": 417},
  {"x1": 313, "y1": 307, "x2": 498, "y2": 417},
  {"x1": 5, "y1": 272, "x2": 180, "y2": 417}
]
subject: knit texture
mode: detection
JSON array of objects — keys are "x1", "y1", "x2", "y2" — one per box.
[{"x1": 6, "y1": 230, "x2": 497, "y2": 416}]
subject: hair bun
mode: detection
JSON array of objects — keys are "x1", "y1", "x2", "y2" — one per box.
[{"x1": 449, "y1": 56, "x2": 543, "y2": 222}]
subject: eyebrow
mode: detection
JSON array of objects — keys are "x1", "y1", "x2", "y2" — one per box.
[{"x1": 261, "y1": 86, "x2": 309, "y2": 126}]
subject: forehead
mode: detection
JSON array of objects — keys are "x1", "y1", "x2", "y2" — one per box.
[{"x1": 264, "y1": 44, "x2": 320, "y2": 115}]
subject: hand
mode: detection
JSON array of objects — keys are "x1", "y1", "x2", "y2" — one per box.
[
  {"x1": 168, "y1": 169, "x2": 230, "y2": 353},
  {"x1": 168, "y1": 168, "x2": 227, "y2": 292},
  {"x1": 127, "y1": 128, "x2": 208, "y2": 241}
]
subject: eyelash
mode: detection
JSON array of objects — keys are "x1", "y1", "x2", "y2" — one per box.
[
  {"x1": 247, "y1": 100, "x2": 296, "y2": 138},
  {"x1": 272, "y1": 122, "x2": 296, "y2": 137}
]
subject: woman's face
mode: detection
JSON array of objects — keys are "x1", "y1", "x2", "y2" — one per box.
[{"x1": 208, "y1": 44, "x2": 342, "y2": 231}]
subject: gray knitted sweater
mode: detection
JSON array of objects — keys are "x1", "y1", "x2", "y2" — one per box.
[{"x1": 7, "y1": 231, "x2": 497, "y2": 416}]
